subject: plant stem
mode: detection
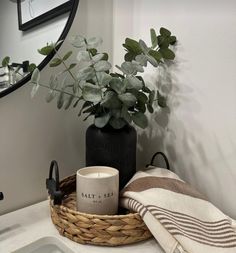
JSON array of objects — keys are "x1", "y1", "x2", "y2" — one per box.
[{"x1": 32, "y1": 82, "x2": 82, "y2": 100}]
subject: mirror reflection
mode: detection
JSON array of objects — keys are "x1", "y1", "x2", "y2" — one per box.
[{"x1": 0, "y1": 0, "x2": 72, "y2": 93}]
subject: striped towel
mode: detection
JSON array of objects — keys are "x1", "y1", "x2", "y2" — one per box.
[{"x1": 120, "y1": 166, "x2": 236, "y2": 253}]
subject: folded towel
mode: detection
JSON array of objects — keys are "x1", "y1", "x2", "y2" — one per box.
[{"x1": 120, "y1": 166, "x2": 236, "y2": 253}]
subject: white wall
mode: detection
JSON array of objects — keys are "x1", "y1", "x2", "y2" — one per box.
[
  {"x1": 0, "y1": 0, "x2": 68, "y2": 65},
  {"x1": 0, "y1": 0, "x2": 113, "y2": 215},
  {"x1": 113, "y1": 0, "x2": 236, "y2": 218}
]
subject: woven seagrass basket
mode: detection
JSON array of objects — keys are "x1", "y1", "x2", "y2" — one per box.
[{"x1": 49, "y1": 174, "x2": 152, "y2": 246}]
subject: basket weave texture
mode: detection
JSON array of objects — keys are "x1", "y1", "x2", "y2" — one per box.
[{"x1": 50, "y1": 174, "x2": 152, "y2": 246}]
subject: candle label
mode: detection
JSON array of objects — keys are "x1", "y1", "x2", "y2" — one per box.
[{"x1": 81, "y1": 192, "x2": 114, "y2": 204}]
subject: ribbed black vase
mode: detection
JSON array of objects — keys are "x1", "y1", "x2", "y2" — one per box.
[{"x1": 86, "y1": 124, "x2": 137, "y2": 189}]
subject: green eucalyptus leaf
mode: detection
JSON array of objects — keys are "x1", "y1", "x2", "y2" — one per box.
[
  {"x1": 118, "y1": 93, "x2": 137, "y2": 107},
  {"x1": 142, "y1": 85, "x2": 151, "y2": 93},
  {"x1": 88, "y1": 48, "x2": 97, "y2": 56},
  {"x1": 139, "y1": 39, "x2": 149, "y2": 54},
  {"x1": 157, "y1": 92, "x2": 167, "y2": 108},
  {"x1": 77, "y1": 67, "x2": 95, "y2": 81},
  {"x1": 28, "y1": 63, "x2": 36, "y2": 72},
  {"x1": 124, "y1": 38, "x2": 142, "y2": 54},
  {"x1": 63, "y1": 51, "x2": 73, "y2": 61},
  {"x1": 125, "y1": 75, "x2": 143, "y2": 90},
  {"x1": 31, "y1": 68, "x2": 40, "y2": 84},
  {"x1": 149, "y1": 50, "x2": 162, "y2": 62},
  {"x1": 125, "y1": 52, "x2": 135, "y2": 62},
  {"x1": 110, "y1": 77, "x2": 126, "y2": 94},
  {"x1": 50, "y1": 58, "x2": 62, "y2": 67},
  {"x1": 31, "y1": 84, "x2": 39, "y2": 98},
  {"x1": 57, "y1": 91, "x2": 65, "y2": 109},
  {"x1": 101, "y1": 53, "x2": 109, "y2": 61},
  {"x1": 157, "y1": 35, "x2": 165, "y2": 47},
  {"x1": 132, "y1": 112, "x2": 148, "y2": 129},
  {"x1": 136, "y1": 100, "x2": 146, "y2": 113},
  {"x1": 87, "y1": 37, "x2": 103, "y2": 49},
  {"x1": 83, "y1": 103, "x2": 99, "y2": 114},
  {"x1": 135, "y1": 54, "x2": 148, "y2": 67},
  {"x1": 137, "y1": 92, "x2": 148, "y2": 103},
  {"x1": 73, "y1": 98, "x2": 81, "y2": 108},
  {"x1": 159, "y1": 48, "x2": 175, "y2": 60},
  {"x1": 101, "y1": 91, "x2": 122, "y2": 109},
  {"x1": 77, "y1": 51, "x2": 90, "y2": 62},
  {"x1": 160, "y1": 27, "x2": 171, "y2": 37},
  {"x1": 121, "y1": 106, "x2": 132, "y2": 124},
  {"x1": 111, "y1": 109, "x2": 121, "y2": 119},
  {"x1": 95, "y1": 72, "x2": 112, "y2": 86},
  {"x1": 94, "y1": 61, "x2": 112, "y2": 72},
  {"x1": 46, "y1": 90, "x2": 57, "y2": 103},
  {"x1": 78, "y1": 101, "x2": 93, "y2": 116},
  {"x1": 94, "y1": 113, "x2": 111, "y2": 128},
  {"x1": 82, "y1": 83, "x2": 102, "y2": 102},
  {"x1": 109, "y1": 117, "x2": 126, "y2": 129},
  {"x1": 92, "y1": 53, "x2": 104, "y2": 63},
  {"x1": 49, "y1": 75, "x2": 58, "y2": 89},
  {"x1": 159, "y1": 38, "x2": 170, "y2": 49},
  {"x1": 38, "y1": 45, "x2": 54, "y2": 55},
  {"x1": 83, "y1": 113, "x2": 93, "y2": 121},
  {"x1": 64, "y1": 95, "x2": 74, "y2": 110},
  {"x1": 54, "y1": 40, "x2": 63, "y2": 47},
  {"x1": 147, "y1": 104, "x2": 154, "y2": 113},
  {"x1": 128, "y1": 88, "x2": 139, "y2": 98},
  {"x1": 45, "y1": 90, "x2": 57, "y2": 103},
  {"x1": 2, "y1": 56, "x2": 10, "y2": 67},
  {"x1": 169, "y1": 36, "x2": 177, "y2": 45},
  {"x1": 146, "y1": 54, "x2": 158, "y2": 67},
  {"x1": 67, "y1": 63, "x2": 77, "y2": 71},
  {"x1": 150, "y1": 28, "x2": 158, "y2": 48},
  {"x1": 70, "y1": 35, "x2": 86, "y2": 49},
  {"x1": 131, "y1": 60, "x2": 144, "y2": 73},
  {"x1": 120, "y1": 62, "x2": 137, "y2": 75}
]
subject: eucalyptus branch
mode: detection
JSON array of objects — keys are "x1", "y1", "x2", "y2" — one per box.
[
  {"x1": 52, "y1": 46, "x2": 82, "y2": 91},
  {"x1": 84, "y1": 38, "x2": 101, "y2": 87},
  {"x1": 32, "y1": 81, "x2": 82, "y2": 100},
  {"x1": 31, "y1": 27, "x2": 177, "y2": 129}
]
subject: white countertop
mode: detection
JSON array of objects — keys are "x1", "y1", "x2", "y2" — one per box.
[{"x1": 0, "y1": 200, "x2": 164, "y2": 253}]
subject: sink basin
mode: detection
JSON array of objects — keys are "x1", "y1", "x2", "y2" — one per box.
[{"x1": 12, "y1": 236, "x2": 75, "y2": 253}]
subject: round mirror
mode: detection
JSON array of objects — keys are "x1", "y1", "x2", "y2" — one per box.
[{"x1": 0, "y1": 0, "x2": 79, "y2": 98}]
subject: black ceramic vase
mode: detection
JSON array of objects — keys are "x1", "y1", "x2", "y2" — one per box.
[{"x1": 86, "y1": 124, "x2": 137, "y2": 189}]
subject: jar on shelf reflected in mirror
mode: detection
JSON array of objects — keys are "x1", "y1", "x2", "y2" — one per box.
[{"x1": 0, "y1": 66, "x2": 10, "y2": 91}]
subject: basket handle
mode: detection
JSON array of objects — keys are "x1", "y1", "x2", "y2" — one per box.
[
  {"x1": 146, "y1": 151, "x2": 170, "y2": 170},
  {"x1": 46, "y1": 160, "x2": 63, "y2": 205}
]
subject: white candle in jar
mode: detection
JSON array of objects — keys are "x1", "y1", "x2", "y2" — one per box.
[
  {"x1": 85, "y1": 172, "x2": 111, "y2": 178},
  {"x1": 76, "y1": 166, "x2": 119, "y2": 215}
]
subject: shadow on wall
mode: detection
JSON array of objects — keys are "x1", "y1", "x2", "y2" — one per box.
[{"x1": 136, "y1": 42, "x2": 235, "y2": 217}]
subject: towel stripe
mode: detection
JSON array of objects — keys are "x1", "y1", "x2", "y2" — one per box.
[
  {"x1": 152, "y1": 212, "x2": 231, "y2": 231},
  {"x1": 147, "y1": 205, "x2": 230, "y2": 226},
  {"x1": 121, "y1": 176, "x2": 207, "y2": 201},
  {"x1": 162, "y1": 221, "x2": 236, "y2": 239},
  {"x1": 126, "y1": 198, "x2": 148, "y2": 219},
  {"x1": 171, "y1": 231, "x2": 236, "y2": 248},
  {"x1": 147, "y1": 205, "x2": 236, "y2": 248}
]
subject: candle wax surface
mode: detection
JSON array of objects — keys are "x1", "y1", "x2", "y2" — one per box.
[{"x1": 85, "y1": 172, "x2": 111, "y2": 178}]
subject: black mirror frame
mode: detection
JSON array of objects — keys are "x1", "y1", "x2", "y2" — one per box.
[{"x1": 0, "y1": 0, "x2": 80, "y2": 98}]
